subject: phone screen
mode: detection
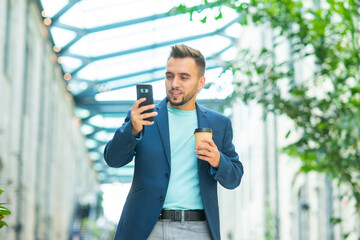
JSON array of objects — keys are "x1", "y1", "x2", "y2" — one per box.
[{"x1": 136, "y1": 84, "x2": 154, "y2": 121}]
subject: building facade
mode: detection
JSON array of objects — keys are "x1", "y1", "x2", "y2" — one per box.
[{"x1": 0, "y1": 0, "x2": 98, "y2": 239}]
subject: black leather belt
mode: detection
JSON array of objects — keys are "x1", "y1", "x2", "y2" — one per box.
[{"x1": 159, "y1": 209, "x2": 206, "y2": 221}]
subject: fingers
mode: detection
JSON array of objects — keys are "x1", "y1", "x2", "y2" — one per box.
[
  {"x1": 132, "y1": 97, "x2": 146, "y2": 110},
  {"x1": 195, "y1": 138, "x2": 220, "y2": 168},
  {"x1": 199, "y1": 138, "x2": 215, "y2": 147},
  {"x1": 195, "y1": 146, "x2": 212, "y2": 157},
  {"x1": 137, "y1": 114, "x2": 158, "y2": 126},
  {"x1": 132, "y1": 98, "x2": 153, "y2": 112},
  {"x1": 195, "y1": 139, "x2": 215, "y2": 152},
  {"x1": 196, "y1": 150, "x2": 220, "y2": 168},
  {"x1": 132, "y1": 98, "x2": 156, "y2": 116},
  {"x1": 130, "y1": 98, "x2": 157, "y2": 136}
]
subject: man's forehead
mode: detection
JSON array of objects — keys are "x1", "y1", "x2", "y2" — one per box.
[{"x1": 166, "y1": 57, "x2": 198, "y2": 73}]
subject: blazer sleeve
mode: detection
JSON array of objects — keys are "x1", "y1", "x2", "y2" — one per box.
[
  {"x1": 212, "y1": 118, "x2": 244, "y2": 189},
  {"x1": 103, "y1": 111, "x2": 139, "y2": 168}
]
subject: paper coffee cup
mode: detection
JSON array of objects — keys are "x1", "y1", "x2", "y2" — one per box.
[{"x1": 194, "y1": 128, "x2": 213, "y2": 147}]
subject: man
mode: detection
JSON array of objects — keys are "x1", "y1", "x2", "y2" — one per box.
[{"x1": 104, "y1": 44, "x2": 244, "y2": 240}]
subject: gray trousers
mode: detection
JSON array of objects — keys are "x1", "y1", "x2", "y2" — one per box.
[{"x1": 147, "y1": 220, "x2": 212, "y2": 240}]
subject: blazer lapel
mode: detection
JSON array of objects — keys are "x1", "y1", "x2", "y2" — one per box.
[
  {"x1": 155, "y1": 98, "x2": 171, "y2": 167},
  {"x1": 196, "y1": 102, "x2": 210, "y2": 173},
  {"x1": 196, "y1": 102, "x2": 209, "y2": 129}
]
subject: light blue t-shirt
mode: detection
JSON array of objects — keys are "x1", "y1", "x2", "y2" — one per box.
[{"x1": 163, "y1": 106, "x2": 204, "y2": 210}]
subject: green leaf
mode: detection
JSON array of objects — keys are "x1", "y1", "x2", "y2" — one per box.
[
  {"x1": 0, "y1": 209, "x2": 11, "y2": 215},
  {"x1": 177, "y1": 4, "x2": 186, "y2": 13},
  {"x1": 344, "y1": 232, "x2": 351, "y2": 239},
  {"x1": 200, "y1": 16, "x2": 207, "y2": 23},
  {"x1": 0, "y1": 220, "x2": 8, "y2": 229},
  {"x1": 330, "y1": 217, "x2": 342, "y2": 225},
  {"x1": 285, "y1": 130, "x2": 291, "y2": 138},
  {"x1": 215, "y1": 11, "x2": 222, "y2": 20}
]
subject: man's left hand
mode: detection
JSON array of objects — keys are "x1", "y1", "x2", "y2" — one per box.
[{"x1": 195, "y1": 139, "x2": 220, "y2": 168}]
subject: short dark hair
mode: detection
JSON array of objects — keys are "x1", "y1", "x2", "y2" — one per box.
[{"x1": 167, "y1": 44, "x2": 206, "y2": 77}]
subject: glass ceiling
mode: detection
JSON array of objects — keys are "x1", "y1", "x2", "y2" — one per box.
[{"x1": 38, "y1": 0, "x2": 242, "y2": 184}]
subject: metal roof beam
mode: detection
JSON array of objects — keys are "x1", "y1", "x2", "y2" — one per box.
[
  {"x1": 94, "y1": 67, "x2": 165, "y2": 84},
  {"x1": 51, "y1": 0, "x2": 81, "y2": 24},
  {"x1": 68, "y1": 17, "x2": 239, "y2": 76},
  {"x1": 71, "y1": 42, "x2": 233, "y2": 98},
  {"x1": 68, "y1": 32, "x2": 215, "y2": 75},
  {"x1": 74, "y1": 41, "x2": 233, "y2": 84},
  {"x1": 52, "y1": 2, "x2": 222, "y2": 55},
  {"x1": 53, "y1": 3, "x2": 219, "y2": 34},
  {"x1": 56, "y1": 30, "x2": 88, "y2": 54},
  {"x1": 88, "y1": 13, "x2": 170, "y2": 34},
  {"x1": 55, "y1": 13, "x2": 170, "y2": 55}
]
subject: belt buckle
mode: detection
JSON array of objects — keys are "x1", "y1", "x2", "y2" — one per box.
[{"x1": 174, "y1": 210, "x2": 181, "y2": 221}]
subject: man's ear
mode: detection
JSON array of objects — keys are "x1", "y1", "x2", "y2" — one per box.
[{"x1": 198, "y1": 76, "x2": 206, "y2": 90}]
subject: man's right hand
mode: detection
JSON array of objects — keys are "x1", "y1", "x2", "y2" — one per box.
[{"x1": 131, "y1": 98, "x2": 158, "y2": 137}]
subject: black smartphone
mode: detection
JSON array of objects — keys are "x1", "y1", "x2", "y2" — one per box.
[{"x1": 136, "y1": 84, "x2": 154, "y2": 121}]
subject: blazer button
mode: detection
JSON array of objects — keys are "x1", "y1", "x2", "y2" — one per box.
[
  {"x1": 165, "y1": 173, "x2": 169, "y2": 178},
  {"x1": 159, "y1": 196, "x2": 164, "y2": 201}
]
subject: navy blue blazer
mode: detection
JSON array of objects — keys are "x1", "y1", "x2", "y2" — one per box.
[{"x1": 104, "y1": 98, "x2": 244, "y2": 240}]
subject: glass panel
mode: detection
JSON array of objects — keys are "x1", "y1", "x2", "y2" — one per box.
[
  {"x1": 39, "y1": 0, "x2": 242, "y2": 182},
  {"x1": 50, "y1": 27, "x2": 77, "y2": 48},
  {"x1": 59, "y1": 0, "x2": 185, "y2": 28},
  {"x1": 39, "y1": 0, "x2": 69, "y2": 18}
]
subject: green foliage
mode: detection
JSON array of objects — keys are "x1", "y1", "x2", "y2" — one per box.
[
  {"x1": 330, "y1": 216, "x2": 342, "y2": 225},
  {"x1": 174, "y1": 0, "x2": 360, "y2": 216},
  {"x1": 0, "y1": 187, "x2": 11, "y2": 229},
  {"x1": 264, "y1": 198, "x2": 276, "y2": 240}
]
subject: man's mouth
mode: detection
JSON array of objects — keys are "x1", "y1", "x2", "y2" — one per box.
[{"x1": 169, "y1": 90, "x2": 182, "y2": 97}]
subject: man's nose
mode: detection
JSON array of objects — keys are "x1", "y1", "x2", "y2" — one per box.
[{"x1": 172, "y1": 76, "x2": 181, "y2": 88}]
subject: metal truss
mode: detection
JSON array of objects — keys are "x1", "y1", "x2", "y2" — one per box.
[{"x1": 36, "y1": 0, "x2": 239, "y2": 183}]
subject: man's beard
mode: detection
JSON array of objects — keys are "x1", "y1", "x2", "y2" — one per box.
[
  {"x1": 168, "y1": 97, "x2": 186, "y2": 106},
  {"x1": 167, "y1": 88, "x2": 198, "y2": 107}
]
